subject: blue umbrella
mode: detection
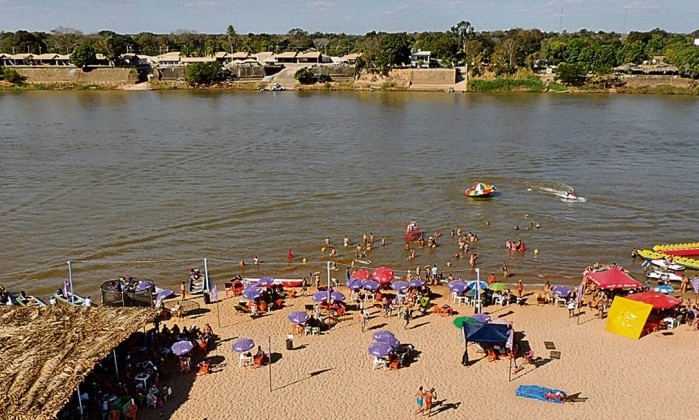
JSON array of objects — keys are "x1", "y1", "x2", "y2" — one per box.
[
  {"x1": 232, "y1": 338, "x2": 255, "y2": 353},
  {"x1": 372, "y1": 330, "x2": 396, "y2": 341},
  {"x1": 409, "y1": 279, "x2": 425, "y2": 288},
  {"x1": 347, "y1": 279, "x2": 363, "y2": 290},
  {"x1": 368, "y1": 342, "x2": 394, "y2": 357},
  {"x1": 375, "y1": 335, "x2": 399, "y2": 348},
  {"x1": 242, "y1": 287, "x2": 261, "y2": 300},
  {"x1": 312, "y1": 291, "x2": 330, "y2": 303},
  {"x1": 155, "y1": 289, "x2": 174, "y2": 302},
  {"x1": 331, "y1": 291, "x2": 346, "y2": 302},
  {"x1": 256, "y1": 277, "x2": 274, "y2": 287},
  {"x1": 471, "y1": 313, "x2": 491, "y2": 323},
  {"x1": 466, "y1": 280, "x2": 488, "y2": 291},
  {"x1": 136, "y1": 280, "x2": 155, "y2": 291},
  {"x1": 448, "y1": 280, "x2": 468, "y2": 293},
  {"x1": 552, "y1": 285, "x2": 571, "y2": 296},
  {"x1": 391, "y1": 281, "x2": 410, "y2": 291},
  {"x1": 171, "y1": 340, "x2": 194, "y2": 356},
  {"x1": 287, "y1": 311, "x2": 309, "y2": 325},
  {"x1": 654, "y1": 284, "x2": 674, "y2": 295},
  {"x1": 363, "y1": 280, "x2": 380, "y2": 291}
]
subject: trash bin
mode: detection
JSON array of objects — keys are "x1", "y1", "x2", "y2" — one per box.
[
  {"x1": 286, "y1": 334, "x2": 293, "y2": 350},
  {"x1": 203, "y1": 292, "x2": 211, "y2": 305}
]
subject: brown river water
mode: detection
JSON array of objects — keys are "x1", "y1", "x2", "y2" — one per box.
[{"x1": 1, "y1": 91, "x2": 698, "y2": 299}]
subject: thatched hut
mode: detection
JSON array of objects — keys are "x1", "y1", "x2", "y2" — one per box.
[{"x1": 0, "y1": 305, "x2": 157, "y2": 419}]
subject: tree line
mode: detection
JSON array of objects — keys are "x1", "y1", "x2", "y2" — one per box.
[{"x1": 2, "y1": 23, "x2": 699, "y2": 78}]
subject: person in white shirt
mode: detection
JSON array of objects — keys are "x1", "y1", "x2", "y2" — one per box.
[{"x1": 83, "y1": 296, "x2": 92, "y2": 307}]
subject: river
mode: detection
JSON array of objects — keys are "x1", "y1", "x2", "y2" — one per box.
[{"x1": 1, "y1": 91, "x2": 698, "y2": 299}]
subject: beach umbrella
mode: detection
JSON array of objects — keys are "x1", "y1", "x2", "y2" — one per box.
[
  {"x1": 312, "y1": 291, "x2": 329, "y2": 303},
  {"x1": 136, "y1": 280, "x2": 155, "y2": 291},
  {"x1": 368, "y1": 342, "x2": 394, "y2": 357},
  {"x1": 489, "y1": 282, "x2": 507, "y2": 292},
  {"x1": 347, "y1": 279, "x2": 363, "y2": 290},
  {"x1": 471, "y1": 313, "x2": 492, "y2": 323},
  {"x1": 691, "y1": 277, "x2": 699, "y2": 294},
  {"x1": 372, "y1": 266, "x2": 394, "y2": 285},
  {"x1": 287, "y1": 311, "x2": 309, "y2": 325},
  {"x1": 242, "y1": 287, "x2": 261, "y2": 300},
  {"x1": 331, "y1": 291, "x2": 346, "y2": 302},
  {"x1": 155, "y1": 289, "x2": 174, "y2": 302},
  {"x1": 490, "y1": 317, "x2": 512, "y2": 326},
  {"x1": 375, "y1": 335, "x2": 400, "y2": 348},
  {"x1": 362, "y1": 280, "x2": 380, "y2": 291},
  {"x1": 466, "y1": 289, "x2": 482, "y2": 298},
  {"x1": 390, "y1": 281, "x2": 410, "y2": 291},
  {"x1": 256, "y1": 277, "x2": 274, "y2": 288},
  {"x1": 552, "y1": 285, "x2": 571, "y2": 296},
  {"x1": 232, "y1": 338, "x2": 255, "y2": 353},
  {"x1": 466, "y1": 280, "x2": 488, "y2": 291},
  {"x1": 372, "y1": 330, "x2": 396, "y2": 342},
  {"x1": 409, "y1": 279, "x2": 425, "y2": 288},
  {"x1": 171, "y1": 340, "x2": 194, "y2": 356},
  {"x1": 350, "y1": 269, "x2": 370, "y2": 281},
  {"x1": 453, "y1": 316, "x2": 479, "y2": 328},
  {"x1": 448, "y1": 280, "x2": 468, "y2": 293}
]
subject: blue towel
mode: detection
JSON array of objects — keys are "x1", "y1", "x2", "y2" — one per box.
[{"x1": 516, "y1": 385, "x2": 566, "y2": 404}]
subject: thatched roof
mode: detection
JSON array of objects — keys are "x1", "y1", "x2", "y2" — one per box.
[{"x1": 0, "y1": 306, "x2": 157, "y2": 419}]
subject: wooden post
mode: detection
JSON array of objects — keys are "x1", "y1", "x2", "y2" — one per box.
[
  {"x1": 508, "y1": 356, "x2": 512, "y2": 382},
  {"x1": 216, "y1": 299, "x2": 221, "y2": 328}
]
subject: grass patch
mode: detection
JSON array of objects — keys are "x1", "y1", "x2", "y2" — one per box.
[
  {"x1": 469, "y1": 77, "x2": 544, "y2": 92},
  {"x1": 546, "y1": 83, "x2": 568, "y2": 92}
]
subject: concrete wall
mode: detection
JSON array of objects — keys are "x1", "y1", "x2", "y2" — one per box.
[
  {"x1": 14, "y1": 67, "x2": 138, "y2": 86},
  {"x1": 410, "y1": 68, "x2": 456, "y2": 85}
]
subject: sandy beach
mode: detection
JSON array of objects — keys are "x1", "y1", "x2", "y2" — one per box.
[{"x1": 141, "y1": 282, "x2": 698, "y2": 420}]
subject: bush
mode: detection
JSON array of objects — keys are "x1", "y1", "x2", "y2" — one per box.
[
  {"x1": 295, "y1": 67, "x2": 317, "y2": 84},
  {"x1": 2, "y1": 67, "x2": 26, "y2": 85},
  {"x1": 468, "y1": 77, "x2": 544, "y2": 92},
  {"x1": 317, "y1": 73, "x2": 332, "y2": 83},
  {"x1": 184, "y1": 62, "x2": 223, "y2": 86}
]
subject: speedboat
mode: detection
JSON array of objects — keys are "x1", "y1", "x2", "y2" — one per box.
[
  {"x1": 650, "y1": 259, "x2": 685, "y2": 271},
  {"x1": 646, "y1": 270, "x2": 683, "y2": 282},
  {"x1": 465, "y1": 182, "x2": 496, "y2": 198}
]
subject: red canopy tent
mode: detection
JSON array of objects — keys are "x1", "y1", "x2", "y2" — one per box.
[
  {"x1": 625, "y1": 291, "x2": 682, "y2": 310},
  {"x1": 586, "y1": 267, "x2": 642, "y2": 290}
]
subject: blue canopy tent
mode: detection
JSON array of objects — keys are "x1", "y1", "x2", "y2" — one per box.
[{"x1": 462, "y1": 322, "x2": 510, "y2": 343}]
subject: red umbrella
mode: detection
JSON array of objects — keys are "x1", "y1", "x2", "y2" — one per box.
[
  {"x1": 372, "y1": 266, "x2": 394, "y2": 285},
  {"x1": 350, "y1": 268, "x2": 370, "y2": 281}
]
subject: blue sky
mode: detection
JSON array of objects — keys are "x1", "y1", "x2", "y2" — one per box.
[{"x1": 1, "y1": 0, "x2": 696, "y2": 35}]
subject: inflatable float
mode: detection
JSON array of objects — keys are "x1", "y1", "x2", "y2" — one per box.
[
  {"x1": 637, "y1": 242, "x2": 699, "y2": 270},
  {"x1": 465, "y1": 182, "x2": 496, "y2": 198}
]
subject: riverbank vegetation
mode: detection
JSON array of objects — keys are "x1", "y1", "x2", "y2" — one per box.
[{"x1": 2, "y1": 23, "x2": 699, "y2": 92}]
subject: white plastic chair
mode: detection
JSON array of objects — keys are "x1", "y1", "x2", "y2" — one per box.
[
  {"x1": 372, "y1": 356, "x2": 387, "y2": 371},
  {"x1": 454, "y1": 296, "x2": 469, "y2": 306},
  {"x1": 239, "y1": 353, "x2": 253, "y2": 367},
  {"x1": 554, "y1": 296, "x2": 567, "y2": 307},
  {"x1": 364, "y1": 292, "x2": 375, "y2": 304}
]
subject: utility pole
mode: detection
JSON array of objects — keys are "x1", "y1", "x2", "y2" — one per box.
[{"x1": 559, "y1": 6, "x2": 564, "y2": 34}]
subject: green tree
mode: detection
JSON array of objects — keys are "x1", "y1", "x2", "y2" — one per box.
[
  {"x1": 70, "y1": 43, "x2": 97, "y2": 69},
  {"x1": 371, "y1": 33, "x2": 412, "y2": 75},
  {"x1": 294, "y1": 67, "x2": 317, "y2": 84},
  {"x1": 450, "y1": 20, "x2": 475, "y2": 62},
  {"x1": 556, "y1": 62, "x2": 587, "y2": 86},
  {"x1": 2, "y1": 67, "x2": 26, "y2": 85},
  {"x1": 184, "y1": 61, "x2": 222, "y2": 85},
  {"x1": 226, "y1": 25, "x2": 237, "y2": 52}
]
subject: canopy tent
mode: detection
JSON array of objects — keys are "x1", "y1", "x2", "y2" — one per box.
[
  {"x1": 586, "y1": 267, "x2": 642, "y2": 290},
  {"x1": 625, "y1": 291, "x2": 682, "y2": 310},
  {"x1": 605, "y1": 297, "x2": 653, "y2": 340},
  {"x1": 462, "y1": 322, "x2": 510, "y2": 343},
  {"x1": 0, "y1": 305, "x2": 157, "y2": 419}
]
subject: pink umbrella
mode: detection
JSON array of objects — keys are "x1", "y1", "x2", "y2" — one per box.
[
  {"x1": 372, "y1": 266, "x2": 394, "y2": 285},
  {"x1": 350, "y1": 269, "x2": 370, "y2": 281}
]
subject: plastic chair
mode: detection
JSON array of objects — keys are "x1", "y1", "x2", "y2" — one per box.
[
  {"x1": 372, "y1": 356, "x2": 387, "y2": 371},
  {"x1": 239, "y1": 353, "x2": 253, "y2": 367}
]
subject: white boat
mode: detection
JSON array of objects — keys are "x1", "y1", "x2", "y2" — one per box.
[
  {"x1": 242, "y1": 277, "x2": 305, "y2": 288},
  {"x1": 650, "y1": 259, "x2": 685, "y2": 271},
  {"x1": 646, "y1": 270, "x2": 683, "y2": 282},
  {"x1": 13, "y1": 293, "x2": 47, "y2": 307},
  {"x1": 556, "y1": 191, "x2": 586, "y2": 202}
]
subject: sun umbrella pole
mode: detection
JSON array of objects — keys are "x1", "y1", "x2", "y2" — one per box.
[
  {"x1": 204, "y1": 258, "x2": 210, "y2": 292},
  {"x1": 67, "y1": 260, "x2": 74, "y2": 305},
  {"x1": 77, "y1": 384, "x2": 83, "y2": 415},
  {"x1": 113, "y1": 349, "x2": 119, "y2": 381},
  {"x1": 508, "y1": 356, "x2": 512, "y2": 382},
  {"x1": 327, "y1": 260, "x2": 331, "y2": 290},
  {"x1": 475, "y1": 268, "x2": 482, "y2": 314}
]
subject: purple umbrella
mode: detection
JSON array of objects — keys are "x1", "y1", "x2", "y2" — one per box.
[
  {"x1": 242, "y1": 287, "x2": 261, "y2": 300},
  {"x1": 347, "y1": 279, "x2": 363, "y2": 290},
  {"x1": 692, "y1": 277, "x2": 699, "y2": 294},
  {"x1": 409, "y1": 279, "x2": 425, "y2": 288},
  {"x1": 363, "y1": 280, "x2": 380, "y2": 291},
  {"x1": 287, "y1": 311, "x2": 309, "y2": 325},
  {"x1": 232, "y1": 338, "x2": 255, "y2": 353},
  {"x1": 155, "y1": 289, "x2": 174, "y2": 302},
  {"x1": 136, "y1": 280, "x2": 155, "y2": 291},
  {"x1": 368, "y1": 342, "x2": 394, "y2": 357},
  {"x1": 372, "y1": 330, "x2": 396, "y2": 341},
  {"x1": 375, "y1": 335, "x2": 399, "y2": 348},
  {"x1": 391, "y1": 281, "x2": 410, "y2": 291},
  {"x1": 552, "y1": 285, "x2": 571, "y2": 296},
  {"x1": 472, "y1": 313, "x2": 492, "y2": 323},
  {"x1": 312, "y1": 291, "x2": 330, "y2": 303},
  {"x1": 331, "y1": 291, "x2": 346, "y2": 302},
  {"x1": 448, "y1": 280, "x2": 468, "y2": 293},
  {"x1": 171, "y1": 340, "x2": 194, "y2": 356},
  {"x1": 256, "y1": 277, "x2": 274, "y2": 287}
]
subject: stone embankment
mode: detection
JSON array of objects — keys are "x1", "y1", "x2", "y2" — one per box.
[{"x1": 14, "y1": 67, "x2": 138, "y2": 87}]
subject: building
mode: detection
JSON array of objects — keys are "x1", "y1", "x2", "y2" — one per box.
[
  {"x1": 275, "y1": 51, "x2": 298, "y2": 64},
  {"x1": 410, "y1": 50, "x2": 432, "y2": 68}
]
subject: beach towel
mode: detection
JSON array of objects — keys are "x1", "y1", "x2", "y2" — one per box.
[{"x1": 516, "y1": 385, "x2": 566, "y2": 404}]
